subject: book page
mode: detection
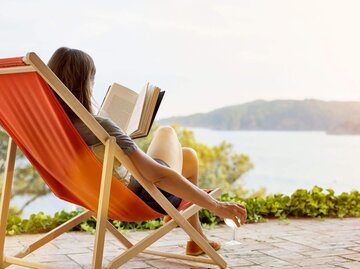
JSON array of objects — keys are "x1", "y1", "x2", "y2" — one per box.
[
  {"x1": 140, "y1": 85, "x2": 160, "y2": 135},
  {"x1": 131, "y1": 85, "x2": 162, "y2": 139},
  {"x1": 98, "y1": 83, "x2": 138, "y2": 131},
  {"x1": 126, "y1": 83, "x2": 148, "y2": 135}
]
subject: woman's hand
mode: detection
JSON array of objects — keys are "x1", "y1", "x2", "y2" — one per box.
[{"x1": 211, "y1": 201, "x2": 247, "y2": 227}]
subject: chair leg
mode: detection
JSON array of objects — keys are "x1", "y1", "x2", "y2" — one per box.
[
  {"x1": 92, "y1": 137, "x2": 116, "y2": 269},
  {"x1": 105, "y1": 221, "x2": 133, "y2": 249},
  {"x1": 9, "y1": 210, "x2": 94, "y2": 261},
  {"x1": 0, "y1": 138, "x2": 17, "y2": 269},
  {"x1": 106, "y1": 189, "x2": 215, "y2": 252},
  {"x1": 106, "y1": 188, "x2": 226, "y2": 269}
]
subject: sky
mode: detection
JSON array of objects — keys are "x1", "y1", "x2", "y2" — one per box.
[{"x1": 1, "y1": 0, "x2": 360, "y2": 118}]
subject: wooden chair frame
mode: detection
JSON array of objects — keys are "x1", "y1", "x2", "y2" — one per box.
[{"x1": 0, "y1": 53, "x2": 227, "y2": 269}]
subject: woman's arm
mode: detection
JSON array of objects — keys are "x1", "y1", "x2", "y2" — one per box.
[{"x1": 128, "y1": 148, "x2": 247, "y2": 226}]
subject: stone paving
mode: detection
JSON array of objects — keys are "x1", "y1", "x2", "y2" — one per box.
[{"x1": 4, "y1": 218, "x2": 360, "y2": 268}]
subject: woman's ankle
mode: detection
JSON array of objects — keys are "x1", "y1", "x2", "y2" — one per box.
[{"x1": 189, "y1": 231, "x2": 207, "y2": 242}]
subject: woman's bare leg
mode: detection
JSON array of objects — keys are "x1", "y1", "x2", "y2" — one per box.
[
  {"x1": 181, "y1": 147, "x2": 207, "y2": 239},
  {"x1": 147, "y1": 126, "x2": 206, "y2": 238}
]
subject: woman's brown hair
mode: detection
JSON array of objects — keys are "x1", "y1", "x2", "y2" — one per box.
[{"x1": 48, "y1": 47, "x2": 96, "y2": 120}]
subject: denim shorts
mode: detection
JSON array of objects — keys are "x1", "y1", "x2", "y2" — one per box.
[{"x1": 132, "y1": 158, "x2": 182, "y2": 214}]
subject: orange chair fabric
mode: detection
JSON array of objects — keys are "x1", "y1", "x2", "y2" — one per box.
[{"x1": 0, "y1": 57, "x2": 165, "y2": 221}]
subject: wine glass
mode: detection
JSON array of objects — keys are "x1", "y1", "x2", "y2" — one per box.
[{"x1": 224, "y1": 217, "x2": 242, "y2": 245}]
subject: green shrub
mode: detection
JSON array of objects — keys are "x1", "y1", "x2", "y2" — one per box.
[{"x1": 6, "y1": 186, "x2": 360, "y2": 235}]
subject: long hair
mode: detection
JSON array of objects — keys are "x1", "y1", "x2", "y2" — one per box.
[{"x1": 48, "y1": 47, "x2": 96, "y2": 120}]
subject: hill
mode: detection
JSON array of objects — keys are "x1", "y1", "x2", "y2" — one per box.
[{"x1": 159, "y1": 99, "x2": 360, "y2": 134}]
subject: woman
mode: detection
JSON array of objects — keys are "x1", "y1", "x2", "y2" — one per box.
[{"x1": 48, "y1": 47, "x2": 247, "y2": 256}]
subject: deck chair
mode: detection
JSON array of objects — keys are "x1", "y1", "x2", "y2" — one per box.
[{"x1": 0, "y1": 53, "x2": 227, "y2": 269}]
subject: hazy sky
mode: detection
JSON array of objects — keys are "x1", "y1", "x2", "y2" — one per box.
[{"x1": 1, "y1": 0, "x2": 360, "y2": 118}]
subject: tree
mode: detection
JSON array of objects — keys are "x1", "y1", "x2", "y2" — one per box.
[
  {"x1": 0, "y1": 128, "x2": 8, "y2": 170},
  {"x1": 0, "y1": 128, "x2": 50, "y2": 215}
]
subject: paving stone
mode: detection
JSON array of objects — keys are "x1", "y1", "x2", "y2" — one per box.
[
  {"x1": 245, "y1": 255, "x2": 292, "y2": 267},
  {"x1": 258, "y1": 248, "x2": 308, "y2": 260},
  {"x1": 4, "y1": 247, "x2": 20, "y2": 256},
  {"x1": 335, "y1": 261, "x2": 360, "y2": 269},
  {"x1": 349, "y1": 246, "x2": 360, "y2": 252},
  {"x1": 110, "y1": 260, "x2": 152, "y2": 268},
  {"x1": 289, "y1": 256, "x2": 350, "y2": 266},
  {"x1": 26, "y1": 254, "x2": 73, "y2": 263},
  {"x1": 342, "y1": 253, "x2": 360, "y2": 262},
  {"x1": 298, "y1": 266, "x2": 344, "y2": 269},
  {"x1": 42, "y1": 261, "x2": 81, "y2": 268},
  {"x1": 224, "y1": 257, "x2": 255, "y2": 267},
  {"x1": 302, "y1": 248, "x2": 357, "y2": 258},
  {"x1": 271, "y1": 241, "x2": 316, "y2": 252},
  {"x1": 3, "y1": 218, "x2": 360, "y2": 268},
  {"x1": 224, "y1": 250, "x2": 264, "y2": 259},
  {"x1": 5, "y1": 261, "x2": 81, "y2": 269},
  {"x1": 146, "y1": 259, "x2": 215, "y2": 269},
  {"x1": 67, "y1": 252, "x2": 93, "y2": 266},
  {"x1": 4, "y1": 237, "x2": 21, "y2": 247},
  {"x1": 229, "y1": 265, "x2": 267, "y2": 269}
]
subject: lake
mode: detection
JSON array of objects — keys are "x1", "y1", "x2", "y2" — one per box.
[
  {"x1": 190, "y1": 128, "x2": 360, "y2": 195},
  {"x1": 11, "y1": 129, "x2": 360, "y2": 218}
]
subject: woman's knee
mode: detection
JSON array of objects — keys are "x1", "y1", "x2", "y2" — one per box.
[
  {"x1": 182, "y1": 147, "x2": 198, "y2": 175},
  {"x1": 155, "y1": 126, "x2": 177, "y2": 137},
  {"x1": 182, "y1": 147, "x2": 198, "y2": 162},
  {"x1": 152, "y1": 126, "x2": 180, "y2": 147},
  {"x1": 148, "y1": 126, "x2": 182, "y2": 172}
]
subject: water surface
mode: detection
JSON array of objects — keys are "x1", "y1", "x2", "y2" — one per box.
[{"x1": 190, "y1": 128, "x2": 360, "y2": 195}]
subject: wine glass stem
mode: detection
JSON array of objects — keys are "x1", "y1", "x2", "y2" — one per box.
[{"x1": 232, "y1": 228, "x2": 236, "y2": 241}]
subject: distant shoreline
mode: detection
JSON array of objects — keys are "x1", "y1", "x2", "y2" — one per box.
[
  {"x1": 160, "y1": 124, "x2": 360, "y2": 136},
  {"x1": 159, "y1": 99, "x2": 360, "y2": 135}
]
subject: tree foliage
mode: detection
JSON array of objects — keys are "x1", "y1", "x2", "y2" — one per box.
[
  {"x1": 0, "y1": 129, "x2": 8, "y2": 171},
  {"x1": 0, "y1": 128, "x2": 50, "y2": 215}
]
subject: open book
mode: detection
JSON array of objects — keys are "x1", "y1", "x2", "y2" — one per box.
[{"x1": 98, "y1": 83, "x2": 164, "y2": 139}]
